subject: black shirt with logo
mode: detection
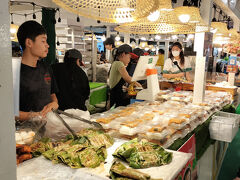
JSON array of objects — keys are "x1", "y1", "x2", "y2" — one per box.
[{"x1": 20, "y1": 60, "x2": 58, "y2": 112}]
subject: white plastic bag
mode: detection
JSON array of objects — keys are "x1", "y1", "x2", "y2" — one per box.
[{"x1": 44, "y1": 109, "x2": 91, "y2": 140}]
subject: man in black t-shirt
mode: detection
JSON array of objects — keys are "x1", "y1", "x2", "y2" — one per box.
[{"x1": 17, "y1": 21, "x2": 59, "y2": 121}]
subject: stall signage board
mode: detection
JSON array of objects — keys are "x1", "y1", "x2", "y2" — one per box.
[
  {"x1": 226, "y1": 65, "x2": 238, "y2": 73},
  {"x1": 175, "y1": 134, "x2": 197, "y2": 180},
  {"x1": 228, "y1": 56, "x2": 237, "y2": 65}
]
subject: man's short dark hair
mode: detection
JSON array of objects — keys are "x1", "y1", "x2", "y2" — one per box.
[
  {"x1": 104, "y1": 37, "x2": 115, "y2": 47},
  {"x1": 158, "y1": 49, "x2": 165, "y2": 54},
  {"x1": 17, "y1": 20, "x2": 46, "y2": 50}
]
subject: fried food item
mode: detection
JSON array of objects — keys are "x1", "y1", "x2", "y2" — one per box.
[
  {"x1": 16, "y1": 144, "x2": 25, "y2": 149},
  {"x1": 121, "y1": 119, "x2": 143, "y2": 128},
  {"x1": 96, "y1": 117, "x2": 113, "y2": 124},
  {"x1": 179, "y1": 113, "x2": 191, "y2": 118},
  {"x1": 168, "y1": 118, "x2": 186, "y2": 125},
  {"x1": 148, "y1": 125, "x2": 166, "y2": 133},
  {"x1": 152, "y1": 110, "x2": 164, "y2": 115},
  {"x1": 17, "y1": 146, "x2": 31, "y2": 154},
  {"x1": 142, "y1": 113, "x2": 155, "y2": 121},
  {"x1": 96, "y1": 107, "x2": 136, "y2": 124},
  {"x1": 18, "y1": 153, "x2": 32, "y2": 164}
]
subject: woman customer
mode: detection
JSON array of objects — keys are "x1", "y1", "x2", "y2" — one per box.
[
  {"x1": 104, "y1": 37, "x2": 116, "y2": 63},
  {"x1": 52, "y1": 49, "x2": 90, "y2": 111},
  {"x1": 163, "y1": 42, "x2": 192, "y2": 81},
  {"x1": 109, "y1": 44, "x2": 141, "y2": 107}
]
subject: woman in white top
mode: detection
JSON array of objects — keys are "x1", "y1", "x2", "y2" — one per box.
[{"x1": 163, "y1": 42, "x2": 192, "y2": 81}]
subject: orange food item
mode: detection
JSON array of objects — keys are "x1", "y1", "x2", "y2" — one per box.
[
  {"x1": 18, "y1": 146, "x2": 31, "y2": 154},
  {"x1": 179, "y1": 114, "x2": 191, "y2": 118},
  {"x1": 168, "y1": 118, "x2": 186, "y2": 125},
  {"x1": 121, "y1": 119, "x2": 142, "y2": 128},
  {"x1": 16, "y1": 144, "x2": 25, "y2": 149},
  {"x1": 142, "y1": 113, "x2": 155, "y2": 121},
  {"x1": 97, "y1": 107, "x2": 136, "y2": 124},
  {"x1": 96, "y1": 117, "x2": 112, "y2": 124},
  {"x1": 148, "y1": 125, "x2": 166, "y2": 133},
  {"x1": 198, "y1": 103, "x2": 208, "y2": 106},
  {"x1": 18, "y1": 154, "x2": 32, "y2": 164},
  {"x1": 152, "y1": 110, "x2": 164, "y2": 115}
]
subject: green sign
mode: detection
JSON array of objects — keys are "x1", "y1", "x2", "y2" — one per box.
[{"x1": 148, "y1": 58, "x2": 153, "y2": 64}]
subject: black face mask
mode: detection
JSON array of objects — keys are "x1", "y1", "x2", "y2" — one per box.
[{"x1": 173, "y1": 61, "x2": 183, "y2": 72}]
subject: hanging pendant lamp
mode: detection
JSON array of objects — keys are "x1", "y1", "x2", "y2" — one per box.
[
  {"x1": 115, "y1": 0, "x2": 209, "y2": 34},
  {"x1": 115, "y1": 0, "x2": 191, "y2": 34},
  {"x1": 211, "y1": 22, "x2": 229, "y2": 36},
  {"x1": 174, "y1": 6, "x2": 209, "y2": 33},
  {"x1": 52, "y1": 0, "x2": 159, "y2": 23},
  {"x1": 10, "y1": 24, "x2": 19, "y2": 42},
  {"x1": 228, "y1": 28, "x2": 240, "y2": 40},
  {"x1": 211, "y1": 22, "x2": 230, "y2": 45}
]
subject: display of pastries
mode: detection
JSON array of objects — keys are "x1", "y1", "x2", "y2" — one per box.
[{"x1": 91, "y1": 91, "x2": 232, "y2": 147}]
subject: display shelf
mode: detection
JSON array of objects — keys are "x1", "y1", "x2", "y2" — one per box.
[{"x1": 55, "y1": 25, "x2": 97, "y2": 81}]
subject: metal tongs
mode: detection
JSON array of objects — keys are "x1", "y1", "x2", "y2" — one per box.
[{"x1": 52, "y1": 109, "x2": 103, "y2": 138}]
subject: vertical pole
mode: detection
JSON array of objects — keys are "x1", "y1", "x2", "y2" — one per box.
[
  {"x1": 193, "y1": 0, "x2": 213, "y2": 104},
  {"x1": 106, "y1": 26, "x2": 110, "y2": 38},
  {"x1": 105, "y1": 26, "x2": 110, "y2": 60},
  {"x1": 71, "y1": 28, "x2": 75, "y2": 48},
  {"x1": 164, "y1": 40, "x2": 169, "y2": 61},
  {"x1": 0, "y1": 0, "x2": 17, "y2": 179},
  {"x1": 92, "y1": 34, "x2": 97, "y2": 82}
]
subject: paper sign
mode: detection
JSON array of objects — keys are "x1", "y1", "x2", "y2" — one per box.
[{"x1": 228, "y1": 56, "x2": 237, "y2": 65}]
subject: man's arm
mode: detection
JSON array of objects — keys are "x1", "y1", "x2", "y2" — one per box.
[{"x1": 41, "y1": 93, "x2": 59, "y2": 117}]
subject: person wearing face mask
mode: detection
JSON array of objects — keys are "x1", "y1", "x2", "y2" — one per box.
[
  {"x1": 163, "y1": 42, "x2": 192, "y2": 81},
  {"x1": 109, "y1": 44, "x2": 141, "y2": 107}
]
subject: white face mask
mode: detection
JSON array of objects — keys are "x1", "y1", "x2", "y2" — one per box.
[{"x1": 172, "y1": 50, "x2": 180, "y2": 57}]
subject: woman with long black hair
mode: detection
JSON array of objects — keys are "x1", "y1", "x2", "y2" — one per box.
[
  {"x1": 163, "y1": 42, "x2": 192, "y2": 81},
  {"x1": 52, "y1": 49, "x2": 90, "y2": 111}
]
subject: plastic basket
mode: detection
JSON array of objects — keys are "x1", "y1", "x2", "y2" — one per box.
[{"x1": 209, "y1": 111, "x2": 240, "y2": 142}]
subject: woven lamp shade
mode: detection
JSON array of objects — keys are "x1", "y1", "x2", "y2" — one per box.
[
  {"x1": 229, "y1": 28, "x2": 240, "y2": 41},
  {"x1": 212, "y1": 23, "x2": 230, "y2": 45},
  {"x1": 115, "y1": 9, "x2": 205, "y2": 34},
  {"x1": 52, "y1": 0, "x2": 159, "y2": 23},
  {"x1": 211, "y1": 22, "x2": 229, "y2": 37},
  {"x1": 115, "y1": 0, "x2": 209, "y2": 34},
  {"x1": 157, "y1": 0, "x2": 173, "y2": 11},
  {"x1": 174, "y1": 6, "x2": 209, "y2": 32}
]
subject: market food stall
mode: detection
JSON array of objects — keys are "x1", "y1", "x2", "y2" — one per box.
[{"x1": 1, "y1": 0, "x2": 239, "y2": 179}]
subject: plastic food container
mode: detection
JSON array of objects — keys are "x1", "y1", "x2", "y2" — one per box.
[
  {"x1": 15, "y1": 119, "x2": 46, "y2": 145},
  {"x1": 15, "y1": 129, "x2": 35, "y2": 145},
  {"x1": 209, "y1": 111, "x2": 240, "y2": 142}
]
